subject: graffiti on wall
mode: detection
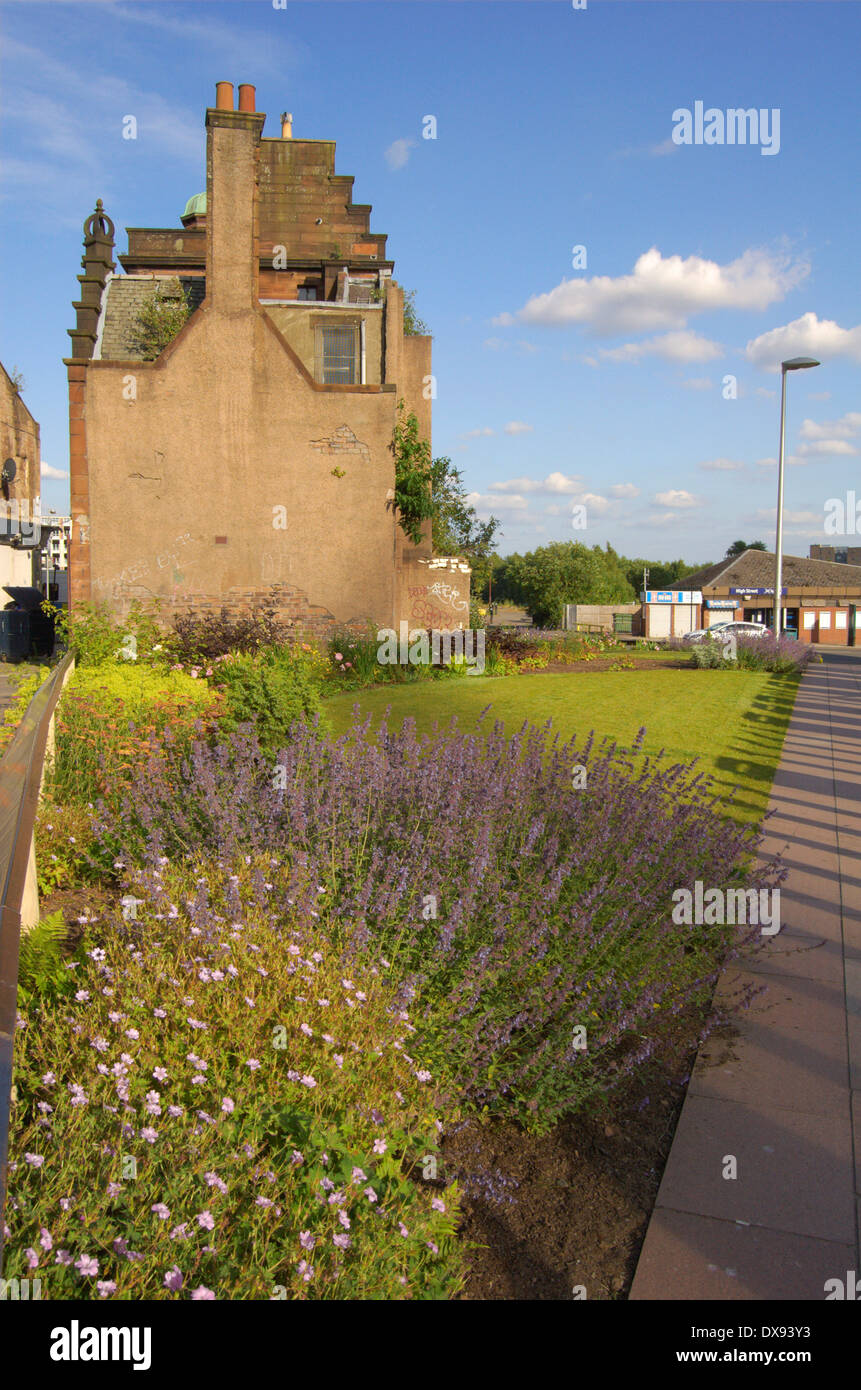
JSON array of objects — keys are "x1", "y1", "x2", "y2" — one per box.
[{"x1": 408, "y1": 580, "x2": 469, "y2": 628}]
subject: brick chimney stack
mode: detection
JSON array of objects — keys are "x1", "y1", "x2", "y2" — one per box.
[{"x1": 205, "y1": 82, "x2": 265, "y2": 312}]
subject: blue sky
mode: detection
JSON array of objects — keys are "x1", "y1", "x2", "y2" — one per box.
[{"x1": 1, "y1": 0, "x2": 859, "y2": 562}]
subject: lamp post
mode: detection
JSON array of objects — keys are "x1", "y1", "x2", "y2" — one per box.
[{"x1": 774, "y1": 357, "x2": 820, "y2": 638}]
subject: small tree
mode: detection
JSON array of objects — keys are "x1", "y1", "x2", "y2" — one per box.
[
  {"x1": 402, "y1": 289, "x2": 430, "y2": 336},
  {"x1": 390, "y1": 401, "x2": 434, "y2": 544},
  {"x1": 726, "y1": 539, "x2": 767, "y2": 557},
  {"x1": 130, "y1": 281, "x2": 192, "y2": 360},
  {"x1": 429, "y1": 456, "x2": 500, "y2": 595}
]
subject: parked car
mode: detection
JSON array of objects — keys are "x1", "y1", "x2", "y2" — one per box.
[
  {"x1": 681, "y1": 623, "x2": 729, "y2": 644},
  {"x1": 682, "y1": 621, "x2": 772, "y2": 644}
]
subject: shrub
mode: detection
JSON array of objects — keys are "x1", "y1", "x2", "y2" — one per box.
[
  {"x1": 51, "y1": 663, "x2": 224, "y2": 807},
  {"x1": 0, "y1": 668, "x2": 44, "y2": 758},
  {"x1": 54, "y1": 601, "x2": 178, "y2": 670},
  {"x1": 206, "y1": 646, "x2": 326, "y2": 753},
  {"x1": 92, "y1": 712, "x2": 784, "y2": 1131},
  {"x1": 5, "y1": 861, "x2": 463, "y2": 1300},
  {"x1": 171, "y1": 602, "x2": 293, "y2": 662},
  {"x1": 734, "y1": 633, "x2": 814, "y2": 673}
]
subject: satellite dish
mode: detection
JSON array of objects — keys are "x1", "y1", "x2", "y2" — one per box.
[{"x1": 1, "y1": 459, "x2": 16, "y2": 483}]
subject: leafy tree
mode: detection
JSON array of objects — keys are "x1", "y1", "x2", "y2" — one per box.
[
  {"x1": 130, "y1": 280, "x2": 192, "y2": 360},
  {"x1": 390, "y1": 401, "x2": 434, "y2": 544},
  {"x1": 429, "y1": 456, "x2": 500, "y2": 595},
  {"x1": 624, "y1": 556, "x2": 705, "y2": 591},
  {"x1": 725, "y1": 539, "x2": 767, "y2": 557},
  {"x1": 402, "y1": 289, "x2": 430, "y2": 337},
  {"x1": 504, "y1": 541, "x2": 636, "y2": 628}
]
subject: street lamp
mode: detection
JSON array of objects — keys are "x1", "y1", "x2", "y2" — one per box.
[{"x1": 774, "y1": 356, "x2": 820, "y2": 638}]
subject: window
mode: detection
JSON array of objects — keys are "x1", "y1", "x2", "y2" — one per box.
[
  {"x1": 297, "y1": 285, "x2": 317, "y2": 301},
  {"x1": 316, "y1": 323, "x2": 357, "y2": 384},
  {"x1": 835, "y1": 548, "x2": 848, "y2": 563}
]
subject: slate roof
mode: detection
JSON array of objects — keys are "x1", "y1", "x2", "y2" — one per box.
[
  {"x1": 97, "y1": 275, "x2": 205, "y2": 361},
  {"x1": 683, "y1": 548, "x2": 861, "y2": 592}
]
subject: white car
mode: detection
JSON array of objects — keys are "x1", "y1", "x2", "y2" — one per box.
[{"x1": 682, "y1": 621, "x2": 771, "y2": 643}]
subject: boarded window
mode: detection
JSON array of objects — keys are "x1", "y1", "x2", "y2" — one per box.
[{"x1": 316, "y1": 324, "x2": 357, "y2": 383}]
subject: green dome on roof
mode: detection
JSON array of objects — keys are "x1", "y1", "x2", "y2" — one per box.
[{"x1": 182, "y1": 192, "x2": 207, "y2": 218}]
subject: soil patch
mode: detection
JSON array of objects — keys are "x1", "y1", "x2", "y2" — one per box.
[{"x1": 442, "y1": 1011, "x2": 706, "y2": 1301}]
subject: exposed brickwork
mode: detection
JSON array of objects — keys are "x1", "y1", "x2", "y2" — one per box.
[
  {"x1": 309, "y1": 424, "x2": 371, "y2": 465},
  {"x1": 109, "y1": 581, "x2": 372, "y2": 645}
]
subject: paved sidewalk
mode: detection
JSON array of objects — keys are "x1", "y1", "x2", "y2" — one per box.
[{"x1": 630, "y1": 648, "x2": 861, "y2": 1300}]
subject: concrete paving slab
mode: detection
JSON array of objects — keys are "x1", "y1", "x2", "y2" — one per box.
[
  {"x1": 690, "y1": 1020, "x2": 849, "y2": 1119},
  {"x1": 629, "y1": 1208, "x2": 854, "y2": 1301},
  {"x1": 651, "y1": 1093, "x2": 854, "y2": 1243}
]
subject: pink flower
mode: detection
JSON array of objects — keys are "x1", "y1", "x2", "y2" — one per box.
[
  {"x1": 164, "y1": 1265, "x2": 184, "y2": 1291},
  {"x1": 190, "y1": 1286, "x2": 215, "y2": 1300},
  {"x1": 431, "y1": 1197, "x2": 446, "y2": 1213},
  {"x1": 75, "y1": 1254, "x2": 99, "y2": 1277},
  {"x1": 221, "y1": 1097, "x2": 235, "y2": 1114},
  {"x1": 299, "y1": 1230, "x2": 315, "y2": 1251},
  {"x1": 334, "y1": 652, "x2": 343, "y2": 662},
  {"x1": 196, "y1": 1211, "x2": 215, "y2": 1230},
  {"x1": 372, "y1": 1139, "x2": 387, "y2": 1155},
  {"x1": 151, "y1": 1203, "x2": 171, "y2": 1221},
  {"x1": 140, "y1": 1127, "x2": 158, "y2": 1144},
  {"x1": 97, "y1": 1280, "x2": 117, "y2": 1298}
]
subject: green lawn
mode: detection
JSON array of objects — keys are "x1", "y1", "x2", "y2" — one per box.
[{"x1": 322, "y1": 667, "x2": 800, "y2": 825}]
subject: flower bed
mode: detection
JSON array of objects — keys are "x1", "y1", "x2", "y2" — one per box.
[
  {"x1": 89, "y1": 711, "x2": 783, "y2": 1132},
  {"x1": 4, "y1": 861, "x2": 462, "y2": 1300}
]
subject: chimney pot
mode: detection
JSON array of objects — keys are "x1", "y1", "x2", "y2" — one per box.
[
  {"x1": 215, "y1": 81, "x2": 234, "y2": 111},
  {"x1": 238, "y1": 84, "x2": 256, "y2": 113},
  {"x1": 281, "y1": 112, "x2": 293, "y2": 139}
]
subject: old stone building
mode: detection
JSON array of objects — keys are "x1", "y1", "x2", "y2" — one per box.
[
  {"x1": 64, "y1": 82, "x2": 469, "y2": 636},
  {"x1": 0, "y1": 361, "x2": 44, "y2": 590}
]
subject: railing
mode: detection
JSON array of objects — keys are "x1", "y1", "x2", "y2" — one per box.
[{"x1": 0, "y1": 653, "x2": 75, "y2": 1269}]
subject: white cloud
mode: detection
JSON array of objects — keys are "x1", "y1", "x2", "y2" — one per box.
[
  {"x1": 610, "y1": 483, "x2": 640, "y2": 498},
  {"x1": 489, "y1": 472, "x2": 581, "y2": 495},
  {"x1": 503, "y1": 421, "x2": 533, "y2": 435},
  {"x1": 745, "y1": 312, "x2": 861, "y2": 369},
  {"x1": 798, "y1": 412, "x2": 861, "y2": 441},
  {"x1": 384, "y1": 138, "x2": 416, "y2": 171},
  {"x1": 755, "y1": 455, "x2": 805, "y2": 468},
  {"x1": 503, "y1": 246, "x2": 808, "y2": 335},
  {"x1": 796, "y1": 411, "x2": 861, "y2": 457},
  {"x1": 598, "y1": 330, "x2": 722, "y2": 364},
  {"x1": 465, "y1": 492, "x2": 528, "y2": 513},
  {"x1": 699, "y1": 458, "x2": 745, "y2": 472},
  {"x1": 579, "y1": 492, "x2": 611, "y2": 513},
  {"x1": 459, "y1": 427, "x2": 495, "y2": 440},
  {"x1": 798, "y1": 439, "x2": 858, "y2": 457},
  {"x1": 41, "y1": 462, "x2": 69, "y2": 479},
  {"x1": 654, "y1": 489, "x2": 699, "y2": 508}
]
